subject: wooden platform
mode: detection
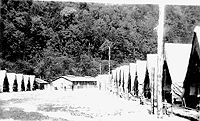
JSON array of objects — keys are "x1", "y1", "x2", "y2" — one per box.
[
  {"x1": 172, "y1": 106, "x2": 200, "y2": 121},
  {"x1": 141, "y1": 98, "x2": 200, "y2": 121}
]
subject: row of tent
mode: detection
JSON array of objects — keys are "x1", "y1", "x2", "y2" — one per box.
[
  {"x1": 97, "y1": 26, "x2": 200, "y2": 109},
  {"x1": 0, "y1": 70, "x2": 48, "y2": 92}
]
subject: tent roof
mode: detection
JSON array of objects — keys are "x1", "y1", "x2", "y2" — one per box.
[
  {"x1": 111, "y1": 69, "x2": 117, "y2": 80},
  {"x1": 122, "y1": 65, "x2": 130, "y2": 84},
  {"x1": 136, "y1": 60, "x2": 147, "y2": 84},
  {"x1": 115, "y1": 67, "x2": 121, "y2": 82},
  {"x1": 35, "y1": 78, "x2": 49, "y2": 84},
  {"x1": 129, "y1": 63, "x2": 136, "y2": 77},
  {"x1": 130, "y1": 63, "x2": 136, "y2": 89},
  {"x1": 147, "y1": 54, "x2": 157, "y2": 71},
  {"x1": 165, "y1": 43, "x2": 192, "y2": 87},
  {"x1": 193, "y1": 26, "x2": 200, "y2": 58},
  {"x1": 146, "y1": 54, "x2": 157, "y2": 83}
]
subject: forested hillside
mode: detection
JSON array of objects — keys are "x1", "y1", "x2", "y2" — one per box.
[{"x1": 1, "y1": 0, "x2": 200, "y2": 81}]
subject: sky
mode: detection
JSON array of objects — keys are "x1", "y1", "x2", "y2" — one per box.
[{"x1": 35, "y1": 0, "x2": 200, "y2": 5}]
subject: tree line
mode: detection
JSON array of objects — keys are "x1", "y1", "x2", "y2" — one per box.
[{"x1": 1, "y1": 0, "x2": 200, "y2": 81}]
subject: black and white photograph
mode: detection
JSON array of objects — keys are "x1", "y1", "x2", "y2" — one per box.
[{"x1": 0, "y1": 0, "x2": 200, "y2": 120}]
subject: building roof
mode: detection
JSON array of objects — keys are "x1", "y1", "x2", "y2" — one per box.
[
  {"x1": 61, "y1": 75, "x2": 97, "y2": 82},
  {"x1": 52, "y1": 77, "x2": 73, "y2": 85},
  {"x1": 35, "y1": 78, "x2": 49, "y2": 84},
  {"x1": 165, "y1": 43, "x2": 192, "y2": 87}
]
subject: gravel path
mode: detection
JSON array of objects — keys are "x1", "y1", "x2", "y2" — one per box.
[{"x1": 0, "y1": 88, "x2": 189, "y2": 121}]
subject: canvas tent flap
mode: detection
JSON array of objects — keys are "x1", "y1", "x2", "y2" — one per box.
[
  {"x1": 111, "y1": 69, "x2": 117, "y2": 92},
  {"x1": 194, "y1": 26, "x2": 200, "y2": 58},
  {"x1": 136, "y1": 60, "x2": 147, "y2": 96},
  {"x1": 123, "y1": 65, "x2": 130, "y2": 90},
  {"x1": 23, "y1": 75, "x2": 30, "y2": 91},
  {"x1": 7, "y1": 73, "x2": 16, "y2": 85},
  {"x1": 165, "y1": 43, "x2": 192, "y2": 87},
  {"x1": 112, "y1": 70, "x2": 117, "y2": 81},
  {"x1": 120, "y1": 66, "x2": 124, "y2": 88},
  {"x1": 16, "y1": 74, "x2": 23, "y2": 92},
  {"x1": 7, "y1": 73, "x2": 16, "y2": 92},
  {"x1": 29, "y1": 75, "x2": 35, "y2": 91},
  {"x1": 136, "y1": 60, "x2": 147, "y2": 84},
  {"x1": 147, "y1": 54, "x2": 158, "y2": 87},
  {"x1": 111, "y1": 70, "x2": 117, "y2": 85},
  {"x1": 172, "y1": 82, "x2": 184, "y2": 101},
  {"x1": 116, "y1": 67, "x2": 120, "y2": 83},
  {"x1": 0, "y1": 70, "x2": 6, "y2": 92},
  {"x1": 130, "y1": 63, "x2": 136, "y2": 91}
]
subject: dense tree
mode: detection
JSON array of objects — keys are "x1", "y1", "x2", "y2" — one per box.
[{"x1": 1, "y1": 1, "x2": 200, "y2": 82}]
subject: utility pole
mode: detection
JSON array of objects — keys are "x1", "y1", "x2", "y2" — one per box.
[{"x1": 157, "y1": 4, "x2": 165, "y2": 118}]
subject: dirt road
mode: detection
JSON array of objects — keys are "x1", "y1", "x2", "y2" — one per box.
[{"x1": 0, "y1": 88, "x2": 189, "y2": 121}]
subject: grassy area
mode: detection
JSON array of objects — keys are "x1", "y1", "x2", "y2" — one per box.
[{"x1": 0, "y1": 107, "x2": 49, "y2": 120}]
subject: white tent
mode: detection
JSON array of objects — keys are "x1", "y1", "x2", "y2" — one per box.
[
  {"x1": 96, "y1": 74, "x2": 110, "y2": 91},
  {"x1": 6, "y1": 73, "x2": 16, "y2": 92},
  {"x1": 29, "y1": 75, "x2": 35, "y2": 91},
  {"x1": 146, "y1": 54, "x2": 158, "y2": 100},
  {"x1": 165, "y1": 43, "x2": 192, "y2": 102},
  {"x1": 120, "y1": 66, "x2": 125, "y2": 93},
  {"x1": 0, "y1": 70, "x2": 6, "y2": 92},
  {"x1": 116, "y1": 67, "x2": 121, "y2": 93},
  {"x1": 23, "y1": 75, "x2": 30, "y2": 91},
  {"x1": 165, "y1": 43, "x2": 192, "y2": 86},
  {"x1": 16, "y1": 74, "x2": 23, "y2": 92},
  {"x1": 123, "y1": 65, "x2": 130, "y2": 93},
  {"x1": 136, "y1": 60, "x2": 147, "y2": 84},
  {"x1": 194, "y1": 26, "x2": 200, "y2": 50},
  {"x1": 136, "y1": 60, "x2": 147, "y2": 96},
  {"x1": 147, "y1": 54, "x2": 158, "y2": 90},
  {"x1": 116, "y1": 67, "x2": 120, "y2": 83},
  {"x1": 118, "y1": 65, "x2": 130, "y2": 94},
  {"x1": 111, "y1": 69, "x2": 117, "y2": 93},
  {"x1": 129, "y1": 63, "x2": 136, "y2": 92}
]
